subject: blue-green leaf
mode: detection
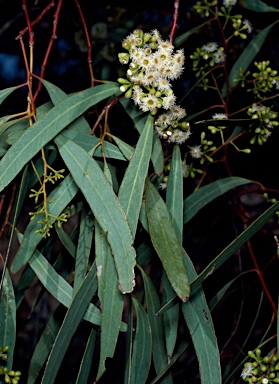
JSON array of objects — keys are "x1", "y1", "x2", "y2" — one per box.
[
  {"x1": 145, "y1": 180, "x2": 190, "y2": 301},
  {"x1": 0, "y1": 86, "x2": 18, "y2": 105},
  {"x1": 0, "y1": 269, "x2": 16, "y2": 370},
  {"x1": 183, "y1": 177, "x2": 250, "y2": 224},
  {"x1": 240, "y1": 0, "x2": 279, "y2": 12},
  {"x1": 0, "y1": 83, "x2": 119, "y2": 192},
  {"x1": 76, "y1": 328, "x2": 97, "y2": 384},
  {"x1": 118, "y1": 114, "x2": 153, "y2": 238},
  {"x1": 55, "y1": 136, "x2": 136, "y2": 294},
  {"x1": 130, "y1": 296, "x2": 152, "y2": 384},
  {"x1": 174, "y1": 21, "x2": 209, "y2": 46}
]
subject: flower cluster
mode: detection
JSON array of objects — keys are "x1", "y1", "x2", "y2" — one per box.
[
  {"x1": 154, "y1": 106, "x2": 191, "y2": 144},
  {"x1": 0, "y1": 346, "x2": 21, "y2": 384},
  {"x1": 117, "y1": 29, "x2": 184, "y2": 114},
  {"x1": 241, "y1": 349, "x2": 279, "y2": 383},
  {"x1": 248, "y1": 104, "x2": 279, "y2": 145},
  {"x1": 190, "y1": 43, "x2": 226, "y2": 87},
  {"x1": 249, "y1": 61, "x2": 279, "y2": 99}
]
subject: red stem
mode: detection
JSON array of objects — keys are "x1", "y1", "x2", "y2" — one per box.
[
  {"x1": 169, "y1": 0, "x2": 180, "y2": 44},
  {"x1": 34, "y1": 0, "x2": 64, "y2": 101},
  {"x1": 74, "y1": 0, "x2": 95, "y2": 87}
]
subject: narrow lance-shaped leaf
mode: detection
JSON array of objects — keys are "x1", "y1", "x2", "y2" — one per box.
[
  {"x1": 223, "y1": 21, "x2": 278, "y2": 96},
  {"x1": 130, "y1": 296, "x2": 152, "y2": 384},
  {"x1": 55, "y1": 135, "x2": 136, "y2": 294},
  {"x1": 41, "y1": 264, "x2": 98, "y2": 384},
  {"x1": 73, "y1": 207, "x2": 94, "y2": 295},
  {"x1": 191, "y1": 201, "x2": 279, "y2": 292},
  {"x1": 0, "y1": 269, "x2": 16, "y2": 370},
  {"x1": 183, "y1": 177, "x2": 250, "y2": 224},
  {"x1": 163, "y1": 144, "x2": 182, "y2": 359},
  {"x1": 145, "y1": 179, "x2": 190, "y2": 301},
  {"x1": 174, "y1": 21, "x2": 209, "y2": 46},
  {"x1": 182, "y1": 249, "x2": 221, "y2": 384},
  {"x1": 75, "y1": 327, "x2": 97, "y2": 384},
  {"x1": 95, "y1": 229, "x2": 124, "y2": 381},
  {"x1": 118, "y1": 114, "x2": 153, "y2": 239},
  {"x1": 137, "y1": 265, "x2": 173, "y2": 384},
  {"x1": 240, "y1": 0, "x2": 279, "y2": 12},
  {"x1": 0, "y1": 85, "x2": 18, "y2": 105},
  {"x1": 28, "y1": 308, "x2": 61, "y2": 384},
  {"x1": 0, "y1": 82, "x2": 119, "y2": 192}
]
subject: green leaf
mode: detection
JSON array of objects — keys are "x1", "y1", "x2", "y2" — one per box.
[
  {"x1": 96, "y1": 231, "x2": 124, "y2": 380},
  {"x1": 191, "y1": 201, "x2": 279, "y2": 292},
  {"x1": 151, "y1": 134, "x2": 164, "y2": 176},
  {"x1": 73, "y1": 207, "x2": 94, "y2": 295},
  {"x1": 55, "y1": 222, "x2": 77, "y2": 258},
  {"x1": 162, "y1": 145, "x2": 183, "y2": 359},
  {"x1": 0, "y1": 85, "x2": 18, "y2": 105},
  {"x1": 182, "y1": 249, "x2": 221, "y2": 384},
  {"x1": 75, "y1": 327, "x2": 97, "y2": 384},
  {"x1": 240, "y1": 0, "x2": 279, "y2": 12},
  {"x1": 130, "y1": 296, "x2": 152, "y2": 384},
  {"x1": 137, "y1": 265, "x2": 173, "y2": 384},
  {"x1": 11, "y1": 174, "x2": 79, "y2": 273},
  {"x1": 174, "y1": 21, "x2": 209, "y2": 46},
  {"x1": 124, "y1": 295, "x2": 133, "y2": 384},
  {"x1": 0, "y1": 269, "x2": 16, "y2": 370},
  {"x1": 109, "y1": 134, "x2": 134, "y2": 161},
  {"x1": 118, "y1": 114, "x2": 153, "y2": 238},
  {"x1": 41, "y1": 263, "x2": 98, "y2": 384},
  {"x1": 55, "y1": 136, "x2": 136, "y2": 294},
  {"x1": 61, "y1": 130, "x2": 127, "y2": 161},
  {"x1": 183, "y1": 177, "x2": 250, "y2": 224},
  {"x1": 0, "y1": 83, "x2": 119, "y2": 192},
  {"x1": 145, "y1": 180, "x2": 190, "y2": 301},
  {"x1": 28, "y1": 309, "x2": 61, "y2": 384},
  {"x1": 224, "y1": 21, "x2": 278, "y2": 95}
]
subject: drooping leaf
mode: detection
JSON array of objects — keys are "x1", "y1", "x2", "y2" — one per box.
[
  {"x1": 191, "y1": 201, "x2": 279, "y2": 292},
  {"x1": 55, "y1": 135, "x2": 136, "y2": 294},
  {"x1": 145, "y1": 179, "x2": 190, "y2": 301},
  {"x1": 73, "y1": 207, "x2": 94, "y2": 295},
  {"x1": 0, "y1": 83, "x2": 119, "y2": 192},
  {"x1": 183, "y1": 177, "x2": 250, "y2": 224},
  {"x1": 224, "y1": 21, "x2": 278, "y2": 95},
  {"x1": 118, "y1": 114, "x2": 153, "y2": 238},
  {"x1": 109, "y1": 134, "x2": 134, "y2": 161},
  {"x1": 240, "y1": 0, "x2": 279, "y2": 12},
  {"x1": 0, "y1": 269, "x2": 16, "y2": 370},
  {"x1": 28, "y1": 308, "x2": 62, "y2": 384},
  {"x1": 182, "y1": 249, "x2": 221, "y2": 384},
  {"x1": 55, "y1": 222, "x2": 77, "y2": 258},
  {"x1": 96, "y1": 228, "x2": 124, "y2": 381},
  {"x1": 0, "y1": 85, "x2": 18, "y2": 105},
  {"x1": 41, "y1": 264, "x2": 98, "y2": 384},
  {"x1": 75, "y1": 327, "x2": 97, "y2": 384},
  {"x1": 138, "y1": 265, "x2": 173, "y2": 384},
  {"x1": 174, "y1": 21, "x2": 209, "y2": 46},
  {"x1": 163, "y1": 144, "x2": 183, "y2": 359},
  {"x1": 130, "y1": 296, "x2": 152, "y2": 384}
]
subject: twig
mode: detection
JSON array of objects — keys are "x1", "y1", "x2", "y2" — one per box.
[
  {"x1": 90, "y1": 94, "x2": 123, "y2": 135},
  {"x1": 34, "y1": 0, "x2": 64, "y2": 101},
  {"x1": 74, "y1": 0, "x2": 95, "y2": 87},
  {"x1": 169, "y1": 0, "x2": 180, "y2": 44}
]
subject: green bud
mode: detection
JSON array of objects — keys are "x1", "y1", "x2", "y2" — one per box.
[
  {"x1": 8, "y1": 371, "x2": 15, "y2": 376},
  {"x1": 242, "y1": 148, "x2": 251, "y2": 154},
  {"x1": 124, "y1": 88, "x2": 133, "y2": 99},
  {"x1": 117, "y1": 78, "x2": 131, "y2": 85},
  {"x1": 269, "y1": 372, "x2": 276, "y2": 379},
  {"x1": 201, "y1": 131, "x2": 206, "y2": 140}
]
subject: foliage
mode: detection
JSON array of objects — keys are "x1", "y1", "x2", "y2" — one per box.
[{"x1": 0, "y1": 0, "x2": 279, "y2": 383}]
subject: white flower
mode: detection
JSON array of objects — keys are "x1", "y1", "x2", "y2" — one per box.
[
  {"x1": 223, "y1": 0, "x2": 237, "y2": 7},
  {"x1": 261, "y1": 379, "x2": 269, "y2": 384},
  {"x1": 190, "y1": 145, "x2": 202, "y2": 159},
  {"x1": 213, "y1": 49, "x2": 226, "y2": 64},
  {"x1": 155, "y1": 77, "x2": 172, "y2": 92},
  {"x1": 159, "y1": 182, "x2": 167, "y2": 190},
  {"x1": 155, "y1": 113, "x2": 172, "y2": 127},
  {"x1": 203, "y1": 42, "x2": 218, "y2": 52},
  {"x1": 212, "y1": 113, "x2": 228, "y2": 119},
  {"x1": 140, "y1": 94, "x2": 159, "y2": 112},
  {"x1": 154, "y1": 125, "x2": 165, "y2": 138},
  {"x1": 162, "y1": 93, "x2": 176, "y2": 110},
  {"x1": 170, "y1": 105, "x2": 187, "y2": 120},
  {"x1": 243, "y1": 19, "x2": 253, "y2": 33},
  {"x1": 168, "y1": 129, "x2": 191, "y2": 144},
  {"x1": 132, "y1": 85, "x2": 144, "y2": 105},
  {"x1": 240, "y1": 363, "x2": 253, "y2": 380}
]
